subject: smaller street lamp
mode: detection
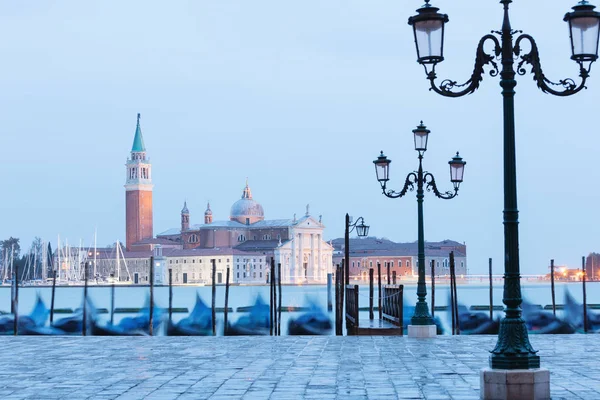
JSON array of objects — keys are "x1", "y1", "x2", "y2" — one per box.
[
  {"x1": 344, "y1": 214, "x2": 369, "y2": 285},
  {"x1": 373, "y1": 122, "x2": 465, "y2": 336}
]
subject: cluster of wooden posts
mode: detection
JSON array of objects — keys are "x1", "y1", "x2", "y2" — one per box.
[
  {"x1": 549, "y1": 257, "x2": 591, "y2": 333},
  {"x1": 269, "y1": 258, "x2": 282, "y2": 336},
  {"x1": 333, "y1": 259, "x2": 404, "y2": 336},
  {"x1": 8, "y1": 256, "x2": 290, "y2": 336}
]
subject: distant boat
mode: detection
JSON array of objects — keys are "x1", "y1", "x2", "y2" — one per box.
[
  {"x1": 167, "y1": 293, "x2": 213, "y2": 336},
  {"x1": 288, "y1": 301, "x2": 331, "y2": 335},
  {"x1": 225, "y1": 295, "x2": 270, "y2": 336},
  {"x1": 522, "y1": 300, "x2": 575, "y2": 334},
  {"x1": 453, "y1": 303, "x2": 499, "y2": 335},
  {"x1": 0, "y1": 296, "x2": 46, "y2": 334},
  {"x1": 116, "y1": 296, "x2": 164, "y2": 334},
  {"x1": 563, "y1": 290, "x2": 600, "y2": 333}
]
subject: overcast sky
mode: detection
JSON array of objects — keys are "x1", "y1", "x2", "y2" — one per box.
[{"x1": 0, "y1": 1, "x2": 597, "y2": 275}]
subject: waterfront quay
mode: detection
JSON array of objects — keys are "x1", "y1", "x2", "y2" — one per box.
[{"x1": 0, "y1": 335, "x2": 597, "y2": 400}]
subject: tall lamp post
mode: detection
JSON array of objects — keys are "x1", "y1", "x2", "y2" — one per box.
[
  {"x1": 344, "y1": 215, "x2": 370, "y2": 285},
  {"x1": 407, "y1": 0, "x2": 600, "y2": 394},
  {"x1": 373, "y1": 122, "x2": 466, "y2": 337}
]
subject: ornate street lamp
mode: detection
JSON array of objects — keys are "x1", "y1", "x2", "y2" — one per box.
[
  {"x1": 373, "y1": 122, "x2": 465, "y2": 335},
  {"x1": 408, "y1": 0, "x2": 599, "y2": 374}
]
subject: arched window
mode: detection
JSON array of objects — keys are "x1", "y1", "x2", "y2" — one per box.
[
  {"x1": 238, "y1": 234, "x2": 246, "y2": 242},
  {"x1": 188, "y1": 234, "x2": 199, "y2": 244}
]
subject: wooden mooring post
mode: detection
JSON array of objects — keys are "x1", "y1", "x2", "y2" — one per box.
[
  {"x1": 369, "y1": 268, "x2": 374, "y2": 320},
  {"x1": 377, "y1": 263, "x2": 382, "y2": 320},
  {"x1": 168, "y1": 269, "x2": 173, "y2": 324},
  {"x1": 211, "y1": 259, "x2": 216, "y2": 336},
  {"x1": 149, "y1": 256, "x2": 154, "y2": 336},
  {"x1": 50, "y1": 269, "x2": 57, "y2": 324},
  {"x1": 327, "y1": 273, "x2": 333, "y2": 312},
  {"x1": 224, "y1": 267, "x2": 230, "y2": 330},
  {"x1": 270, "y1": 258, "x2": 274, "y2": 336},
  {"x1": 83, "y1": 261, "x2": 88, "y2": 336},
  {"x1": 277, "y1": 262, "x2": 282, "y2": 336},
  {"x1": 13, "y1": 263, "x2": 18, "y2": 336},
  {"x1": 110, "y1": 283, "x2": 115, "y2": 325},
  {"x1": 387, "y1": 262, "x2": 391, "y2": 285},
  {"x1": 488, "y1": 258, "x2": 493, "y2": 320},
  {"x1": 341, "y1": 259, "x2": 345, "y2": 327},
  {"x1": 335, "y1": 264, "x2": 340, "y2": 335},
  {"x1": 550, "y1": 259, "x2": 556, "y2": 317},
  {"x1": 583, "y1": 256, "x2": 588, "y2": 334},
  {"x1": 431, "y1": 260, "x2": 435, "y2": 318},
  {"x1": 450, "y1": 251, "x2": 459, "y2": 335},
  {"x1": 274, "y1": 258, "x2": 278, "y2": 335}
]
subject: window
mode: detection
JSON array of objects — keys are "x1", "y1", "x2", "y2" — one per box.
[
  {"x1": 176, "y1": 260, "x2": 179, "y2": 264},
  {"x1": 369, "y1": 261, "x2": 373, "y2": 268},
  {"x1": 192, "y1": 260, "x2": 195, "y2": 263},
  {"x1": 199, "y1": 259, "x2": 202, "y2": 263},
  {"x1": 253, "y1": 235, "x2": 257, "y2": 240},
  {"x1": 260, "y1": 272, "x2": 262, "y2": 278},
  {"x1": 188, "y1": 234, "x2": 199, "y2": 244},
  {"x1": 183, "y1": 259, "x2": 186, "y2": 264},
  {"x1": 352, "y1": 262, "x2": 355, "y2": 268},
  {"x1": 237, "y1": 272, "x2": 240, "y2": 278},
  {"x1": 238, "y1": 235, "x2": 246, "y2": 242},
  {"x1": 253, "y1": 272, "x2": 256, "y2": 278},
  {"x1": 243, "y1": 272, "x2": 246, "y2": 278},
  {"x1": 227, "y1": 259, "x2": 230, "y2": 262},
  {"x1": 169, "y1": 260, "x2": 172, "y2": 264},
  {"x1": 218, "y1": 259, "x2": 222, "y2": 263}
]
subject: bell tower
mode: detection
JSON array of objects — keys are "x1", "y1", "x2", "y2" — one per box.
[
  {"x1": 181, "y1": 201, "x2": 190, "y2": 232},
  {"x1": 125, "y1": 113, "x2": 154, "y2": 250}
]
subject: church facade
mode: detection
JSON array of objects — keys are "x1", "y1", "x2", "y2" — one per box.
[{"x1": 157, "y1": 183, "x2": 334, "y2": 284}]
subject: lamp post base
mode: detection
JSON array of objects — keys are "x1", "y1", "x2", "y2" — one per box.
[
  {"x1": 407, "y1": 324, "x2": 437, "y2": 338},
  {"x1": 480, "y1": 368, "x2": 550, "y2": 400}
]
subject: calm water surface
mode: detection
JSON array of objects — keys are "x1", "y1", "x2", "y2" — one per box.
[{"x1": 1, "y1": 281, "x2": 597, "y2": 335}]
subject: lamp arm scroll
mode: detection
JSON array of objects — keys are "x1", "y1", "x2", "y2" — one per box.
[
  {"x1": 423, "y1": 172, "x2": 457, "y2": 200},
  {"x1": 514, "y1": 34, "x2": 589, "y2": 97},
  {"x1": 427, "y1": 34, "x2": 501, "y2": 98},
  {"x1": 382, "y1": 172, "x2": 417, "y2": 199}
]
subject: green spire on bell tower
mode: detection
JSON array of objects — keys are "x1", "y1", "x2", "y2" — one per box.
[{"x1": 131, "y1": 113, "x2": 146, "y2": 152}]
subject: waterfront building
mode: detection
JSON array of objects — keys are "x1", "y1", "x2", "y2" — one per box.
[
  {"x1": 157, "y1": 183, "x2": 334, "y2": 284},
  {"x1": 331, "y1": 237, "x2": 467, "y2": 282}
]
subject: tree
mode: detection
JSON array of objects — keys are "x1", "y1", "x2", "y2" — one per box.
[{"x1": 0, "y1": 237, "x2": 21, "y2": 261}]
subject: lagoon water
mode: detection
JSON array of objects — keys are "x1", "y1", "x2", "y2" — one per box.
[{"x1": 1, "y1": 281, "x2": 598, "y2": 335}]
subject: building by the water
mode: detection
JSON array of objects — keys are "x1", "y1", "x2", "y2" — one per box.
[
  {"x1": 156, "y1": 185, "x2": 334, "y2": 284},
  {"x1": 331, "y1": 237, "x2": 467, "y2": 282}
]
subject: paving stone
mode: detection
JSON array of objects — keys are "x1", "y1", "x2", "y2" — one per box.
[{"x1": 0, "y1": 336, "x2": 598, "y2": 399}]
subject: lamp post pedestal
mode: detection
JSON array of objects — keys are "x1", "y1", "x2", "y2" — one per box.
[
  {"x1": 480, "y1": 368, "x2": 550, "y2": 400},
  {"x1": 407, "y1": 324, "x2": 436, "y2": 338}
]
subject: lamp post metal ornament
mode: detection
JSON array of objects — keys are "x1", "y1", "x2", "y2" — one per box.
[
  {"x1": 408, "y1": 0, "x2": 599, "y2": 370},
  {"x1": 373, "y1": 122, "x2": 466, "y2": 328}
]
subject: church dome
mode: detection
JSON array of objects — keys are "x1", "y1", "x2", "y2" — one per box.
[{"x1": 230, "y1": 181, "x2": 264, "y2": 224}]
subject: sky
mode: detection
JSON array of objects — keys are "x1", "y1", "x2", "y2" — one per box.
[{"x1": 0, "y1": 1, "x2": 597, "y2": 275}]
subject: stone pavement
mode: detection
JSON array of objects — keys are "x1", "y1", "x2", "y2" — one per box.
[{"x1": 0, "y1": 335, "x2": 597, "y2": 399}]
